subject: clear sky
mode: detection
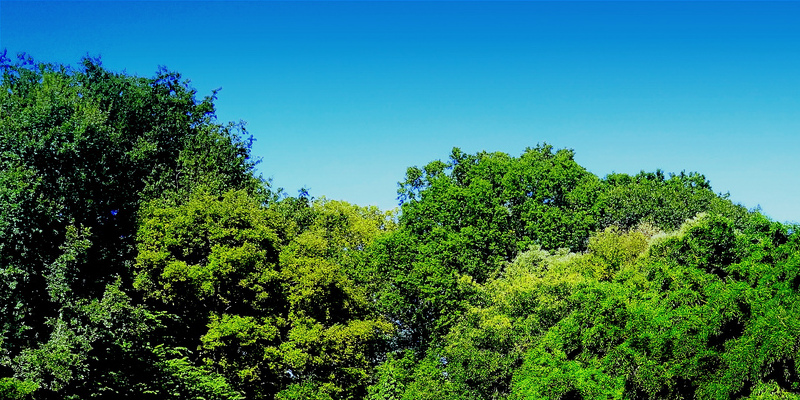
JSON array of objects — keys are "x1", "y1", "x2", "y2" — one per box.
[{"x1": 2, "y1": 1, "x2": 798, "y2": 222}]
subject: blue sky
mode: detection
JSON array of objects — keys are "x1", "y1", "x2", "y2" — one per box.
[{"x1": 2, "y1": 1, "x2": 799, "y2": 222}]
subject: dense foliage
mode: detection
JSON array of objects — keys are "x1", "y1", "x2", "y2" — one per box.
[{"x1": 1, "y1": 55, "x2": 797, "y2": 399}]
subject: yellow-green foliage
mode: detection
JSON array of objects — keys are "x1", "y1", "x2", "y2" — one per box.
[
  {"x1": 510, "y1": 213, "x2": 800, "y2": 400},
  {"x1": 586, "y1": 226, "x2": 648, "y2": 280},
  {"x1": 135, "y1": 193, "x2": 395, "y2": 399},
  {"x1": 0, "y1": 378, "x2": 38, "y2": 399},
  {"x1": 135, "y1": 189, "x2": 280, "y2": 307},
  {"x1": 746, "y1": 381, "x2": 800, "y2": 399},
  {"x1": 276, "y1": 199, "x2": 395, "y2": 400}
]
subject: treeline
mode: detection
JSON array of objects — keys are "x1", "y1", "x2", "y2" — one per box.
[{"x1": 1, "y1": 55, "x2": 798, "y2": 400}]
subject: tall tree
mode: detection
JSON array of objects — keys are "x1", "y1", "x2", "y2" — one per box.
[
  {"x1": 376, "y1": 145, "x2": 602, "y2": 351},
  {"x1": 0, "y1": 53, "x2": 259, "y2": 398}
]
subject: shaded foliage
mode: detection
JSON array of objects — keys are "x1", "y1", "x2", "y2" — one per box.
[{"x1": 0, "y1": 54, "x2": 258, "y2": 399}]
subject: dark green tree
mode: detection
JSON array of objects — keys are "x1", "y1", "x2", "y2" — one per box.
[
  {"x1": 374, "y1": 145, "x2": 602, "y2": 351},
  {"x1": 0, "y1": 53, "x2": 259, "y2": 398},
  {"x1": 598, "y1": 170, "x2": 747, "y2": 232}
]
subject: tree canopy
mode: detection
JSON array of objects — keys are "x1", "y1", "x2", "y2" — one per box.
[{"x1": 1, "y1": 54, "x2": 797, "y2": 400}]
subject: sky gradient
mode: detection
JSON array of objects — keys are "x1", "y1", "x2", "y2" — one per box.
[{"x1": 2, "y1": 1, "x2": 798, "y2": 222}]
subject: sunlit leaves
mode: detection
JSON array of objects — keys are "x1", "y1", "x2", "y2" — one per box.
[
  {"x1": 135, "y1": 190, "x2": 279, "y2": 309},
  {"x1": 276, "y1": 199, "x2": 395, "y2": 400}
]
